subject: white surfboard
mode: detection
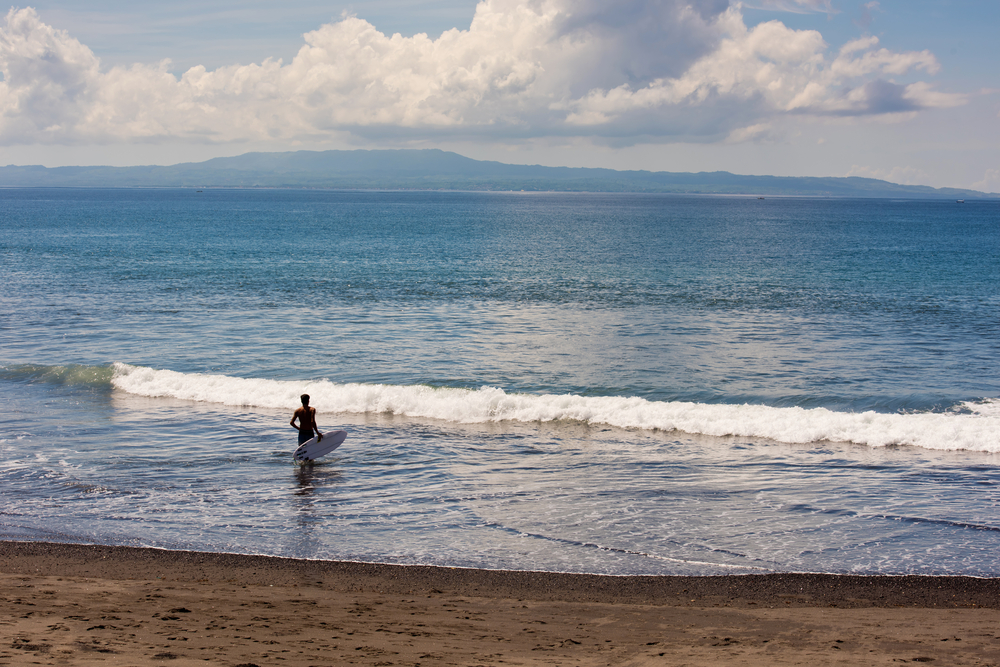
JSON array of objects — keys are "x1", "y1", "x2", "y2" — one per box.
[{"x1": 293, "y1": 430, "x2": 347, "y2": 462}]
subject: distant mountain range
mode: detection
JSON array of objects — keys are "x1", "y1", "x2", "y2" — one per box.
[{"x1": 0, "y1": 149, "x2": 993, "y2": 198}]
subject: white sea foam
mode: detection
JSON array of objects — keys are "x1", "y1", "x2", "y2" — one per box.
[{"x1": 111, "y1": 363, "x2": 1000, "y2": 453}]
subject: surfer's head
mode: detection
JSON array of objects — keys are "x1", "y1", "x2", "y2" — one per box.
[{"x1": 301, "y1": 394, "x2": 310, "y2": 406}]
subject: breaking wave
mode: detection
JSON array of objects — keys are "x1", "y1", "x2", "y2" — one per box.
[{"x1": 106, "y1": 363, "x2": 1000, "y2": 453}]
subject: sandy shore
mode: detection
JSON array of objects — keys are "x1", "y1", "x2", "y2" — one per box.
[{"x1": 3, "y1": 541, "x2": 1000, "y2": 666}]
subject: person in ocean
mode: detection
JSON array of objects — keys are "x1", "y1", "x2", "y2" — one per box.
[{"x1": 290, "y1": 394, "x2": 323, "y2": 446}]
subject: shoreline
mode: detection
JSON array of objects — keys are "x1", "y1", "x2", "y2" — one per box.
[
  {"x1": 4, "y1": 540, "x2": 1000, "y2": 608},
  {"x1": 5, "y1": 540, "x2": 1000, "y2": 666}
]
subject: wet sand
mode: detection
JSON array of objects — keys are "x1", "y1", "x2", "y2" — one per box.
[{"x1": 3, "y1": 541, "x2": 1000, "y2": 666}]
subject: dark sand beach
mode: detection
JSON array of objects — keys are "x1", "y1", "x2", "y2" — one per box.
[{"x1": 3, "y1": 541, "x2": 1000, "y2": 666}]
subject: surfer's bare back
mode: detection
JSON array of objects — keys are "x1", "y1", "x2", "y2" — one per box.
[{"x1": 291, "y1": 394, "x2": 323, "y2": 445}]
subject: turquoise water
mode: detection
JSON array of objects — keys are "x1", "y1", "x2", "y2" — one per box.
[{"x1": 2, "y1": 188, "x2": 999, "y2": 575}]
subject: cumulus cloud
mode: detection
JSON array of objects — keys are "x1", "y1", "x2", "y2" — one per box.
[
  {"x1": 0, "y1": 2, "x2": 965, "y2": 147},
  {"x1": 972, "y1": 169, "x2": 1000, "y2": 194},
  {"x1": 846, "y1": 164, "x2": 933, "y2": 186},
  {"x1": 564, "y1": 14, "x2": 963, "y2": 135}
]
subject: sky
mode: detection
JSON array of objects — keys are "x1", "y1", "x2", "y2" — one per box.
[{"x1": 0, "y1": 1, "x2": 997, "y2": 191}]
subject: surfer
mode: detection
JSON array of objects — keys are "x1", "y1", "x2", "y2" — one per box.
[{"x1": 290, "y1": 394, "x2": 323, "y2": 445}]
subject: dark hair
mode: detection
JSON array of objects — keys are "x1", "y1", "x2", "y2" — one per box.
[{"x1": 301, "y1": 394, "x2": 310, "y2": 404}]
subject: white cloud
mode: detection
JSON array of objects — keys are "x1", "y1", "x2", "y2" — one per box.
[
  {"x1": 846, "y1": 164, "x2": 934, "y2": 187},
  {"x1": 0, "y1": 2, "x2": 966, "y2": 147},
  {"x1": 853, "y1": 1, "x2": 882, "y2": 29},
  {"x1": 972, "y1": 169, "x2": 1000, "y2": 194},
  {"x1": 568, "y1": 14, "x2": 964, "y2": 127},
  {"x1": 725, "y1": 122, "x2": 774, "y2": 143}
]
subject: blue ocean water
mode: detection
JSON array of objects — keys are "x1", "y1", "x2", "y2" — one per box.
[{"x1": 2, "y1": 187, "x2": 999, "y2": 575}]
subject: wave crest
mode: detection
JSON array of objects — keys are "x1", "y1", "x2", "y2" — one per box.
[
  {"x1": 0, "y1": 363, "x2": 114, "y2": 386},
  {"x1": 109, "y1": 363, "x2": 1000, "y2": 453}
]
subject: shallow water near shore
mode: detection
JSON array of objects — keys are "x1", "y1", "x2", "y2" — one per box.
[{"x1": 2, "y1": 188, "x2": 999, "y2": 575}]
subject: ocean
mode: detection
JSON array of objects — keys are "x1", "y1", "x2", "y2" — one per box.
[{"x1": 2, "y1": 187, "x2": 998, "y2": 576}]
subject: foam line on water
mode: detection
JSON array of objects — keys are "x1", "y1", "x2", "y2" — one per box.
[{"x1": 110, "y1": 363, "x2": 1000, "y2": 452}]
